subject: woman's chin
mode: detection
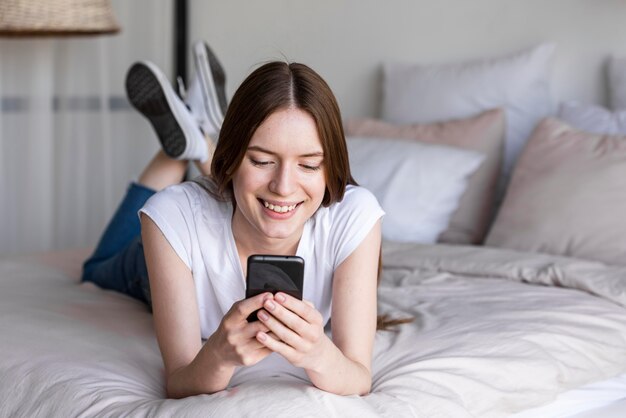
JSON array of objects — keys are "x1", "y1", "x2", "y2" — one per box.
[{"x1": 260, "y1": 227, "x2": 298, "y2": 241}]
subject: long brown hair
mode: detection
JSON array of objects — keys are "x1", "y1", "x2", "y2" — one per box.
[{"x1": 208, "y1": 61, "x2": 410, "y2": 330}]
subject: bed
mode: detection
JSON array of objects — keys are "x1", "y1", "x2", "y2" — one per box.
[
  {"x1": 2, "y1": 243, "x2": 626, "y2": 417},
  {"x1": 3, "y1": 44, "x2": 626, "y2": 417}
]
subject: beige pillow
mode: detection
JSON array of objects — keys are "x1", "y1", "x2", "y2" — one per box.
[
  {"x1": 344, "y1": 108, "x2": 505, "y2": 244},
  {"x1": 486, "y1": 117, "x2": 626, "y2": 265}
]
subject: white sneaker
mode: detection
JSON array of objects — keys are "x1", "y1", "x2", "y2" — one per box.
[
  {"x1": 186, "y1": 41, "x2": 227, "y2": 139},
  {"x1": 125, "y1": 61, "x2": 209, "y2": 162}
]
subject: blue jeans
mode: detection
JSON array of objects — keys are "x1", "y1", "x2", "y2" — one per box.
[{"x1": 82, "y1": 182, "x2": 155, "y2": 308}]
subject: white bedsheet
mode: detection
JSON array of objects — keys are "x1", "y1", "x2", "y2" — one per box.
[
  {"x1": 512, "y1": 371, "x2": 626, "y2": 417},
  {"x1": 1, "y1": 243, "x2": 626, "y2": 417}
]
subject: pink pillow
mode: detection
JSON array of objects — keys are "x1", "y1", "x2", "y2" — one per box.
[
  {"x1": 345, "y1": 108, "x2": 505, "y2": 244},
  {"x1": 486, "y1": 117, "x2": 626, "y2": 265}
]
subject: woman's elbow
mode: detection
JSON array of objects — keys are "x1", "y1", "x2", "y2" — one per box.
[{"x1": 357, "y1": 373, "x2": 372, "y2": 396}]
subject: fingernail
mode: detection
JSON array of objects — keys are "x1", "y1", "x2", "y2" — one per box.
[
  {"x1": 265, "y1": 300, "x2": 276, "y2": 311},
  {"x1": 275, "y1": 293, "x2": 286, "y2": 303},
  {"x1": 258, "y1": 311, "x2": 269, "y2": 321},
  {"x1": 257, "y1": 332, "x2": 267, "y2": 341}
]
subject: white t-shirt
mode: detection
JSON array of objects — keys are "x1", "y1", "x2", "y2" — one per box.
[{"x1": 139, "y1": 181, "x2": 384, "y2": 384}]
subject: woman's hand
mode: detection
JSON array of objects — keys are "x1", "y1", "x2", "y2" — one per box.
[
  {"x1": 253, "y1": 220, "x2": 381, "y2": 396},
  {"x1": 206, "y1": 292, "x2": 276, "y2": 368},
  {"x1": 254, "y1": 292, "x2": 330, "y2": 371}
]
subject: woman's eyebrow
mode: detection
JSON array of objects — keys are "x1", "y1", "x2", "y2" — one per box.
[{"x1": 247, "y1": 145, "x2": 324, "y2": 158}]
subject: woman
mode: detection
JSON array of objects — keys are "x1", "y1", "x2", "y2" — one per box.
[{"x1": 83, "y1": 54, "x2": 384, "y2": 398}]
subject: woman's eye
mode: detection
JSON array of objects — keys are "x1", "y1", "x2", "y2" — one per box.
[
  {"x1": 250, "y1": 159, "x2": 272, "y2": 167},
  {"x1": 300, "y1": 164, "x2": 321, "y2": 171}
]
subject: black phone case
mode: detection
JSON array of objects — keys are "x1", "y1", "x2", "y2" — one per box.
[{"x1": 245, "y1": 255, "x2": 304, "y2": 322}]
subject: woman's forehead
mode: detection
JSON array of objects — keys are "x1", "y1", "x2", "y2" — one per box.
[{"x1": 249, "y1": 108, "x2": 323, "y2": 154}]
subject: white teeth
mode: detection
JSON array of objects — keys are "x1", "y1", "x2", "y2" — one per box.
[{"x1": 263, "y1": 200, "x2": 297, "y2": 213}]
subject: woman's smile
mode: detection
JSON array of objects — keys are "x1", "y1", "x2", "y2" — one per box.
[{"x1": 260, "y1": 199, "x2": 302, "y2": 216}]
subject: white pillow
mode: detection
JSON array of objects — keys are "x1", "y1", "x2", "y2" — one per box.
[
  {"x1": 346, "y1": 136, "x2": 484, "y2": 243},
  {"x1": 609, "y1": 56, "x2": 626, "y2": 110},
  {"x1": 382, "y1": 43, "x2": 555, "y2": 185},
  {"x1": 557, "y1": 101, "x2": 626, "y2": 135}
]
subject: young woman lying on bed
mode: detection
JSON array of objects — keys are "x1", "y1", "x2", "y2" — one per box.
[{"x1": 81, "y1": 43, "x2": 385, "y2": 397}]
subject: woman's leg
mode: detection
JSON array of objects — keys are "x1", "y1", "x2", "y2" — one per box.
[
  {"x1": 81, "y1": 152, "x2": 187, "y2": 305},
  {"x1": 82, "y1": 47, "x2": 224, "y2": 306},
  {"x1": 138, "y1": 150, "x2": 189, "y2": 190}
]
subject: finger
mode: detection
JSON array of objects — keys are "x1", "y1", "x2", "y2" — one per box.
[
  {"x1": 239, "y1": 341, "x2": 273, "y2": 366},
  {"x1": 274, "y1": 293, "x2": 322, "y2": 325},
  {"x1": 244, "y1": 338, "x2": 273, "y2": 353},
  {"x1": 219, "y1": 323, "x2": 269, "y2": 355},
  {"x1": 257, "y1": 308, "x2": 302, "y2": 349},
  {"x1": 256, "y1": 330, "x2": 297, "y2": 360},
  {"x1": 262, "y1": 297, "x2": 303, "y2": 331},
  {"x1": 241, "y1": 320, "x2": 271, "y2": 339},
  {"x1": 230, "y1": 292, "x2": 274, "y2": 321}
]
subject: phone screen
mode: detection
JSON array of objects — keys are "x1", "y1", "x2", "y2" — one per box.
[{"x1": 245, "y1": 255, "x2": 304, "y2": 321}]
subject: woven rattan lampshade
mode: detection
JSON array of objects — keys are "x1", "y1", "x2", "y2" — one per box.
[{"x1": 0, "y1": 0, "x2": 120, "y2": 36}]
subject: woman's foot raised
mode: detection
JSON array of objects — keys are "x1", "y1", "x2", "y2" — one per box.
[{"x1": 125, "y1": 61, "x2": 209, "y2": 162}]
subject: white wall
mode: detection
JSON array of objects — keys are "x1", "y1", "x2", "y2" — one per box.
[{"x1": 190, "y1": 0, "x2": 626, "y2": 118}]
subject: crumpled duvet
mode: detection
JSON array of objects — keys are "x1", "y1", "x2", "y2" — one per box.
[{"x1": 1, "y1": 243, "x2": 626, "y2": 418}]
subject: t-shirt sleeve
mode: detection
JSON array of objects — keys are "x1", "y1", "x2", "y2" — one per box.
[
  {"x1": 328, "y1": 186, "x2": 385, "y2": 270},
  {"x1": 138, "y1": 184, "x2": 196, "y2": 270}
]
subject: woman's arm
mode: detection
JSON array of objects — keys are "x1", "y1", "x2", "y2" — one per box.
[
  {"x1": 141, "y1": 214, "x2": 273, "y2": 397},
  {"x1": 254, "y1": 220, "x2": 381, "y2": 395}
]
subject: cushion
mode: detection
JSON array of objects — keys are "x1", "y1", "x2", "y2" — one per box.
[
  {"x1": 346, "y1": 136, "x2": 484, "y2": 243},
  {"x1": 609, "y1": 56, "x2": 626, "y2": 110},
  {"x1": 382, "y1": 43, "x2": 555, "y2": 187},
  {"x1": 485, "y1": 117, "x2": 626, "y2": 266},
  {"x1": 344, "y1": 108, "x2": 505, "y2": 244},
  {"x1": 557, "y1": 101, "x2": 626, "y2": 135}
]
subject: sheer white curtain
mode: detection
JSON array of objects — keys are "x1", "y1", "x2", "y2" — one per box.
[{"x1": 0, "y1": 0, "x2": 173, "y2": 255}]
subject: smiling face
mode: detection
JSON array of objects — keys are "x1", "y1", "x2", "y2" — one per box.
[{"x1": 231, "y1": 107, "x2": 327, "y2": 249}]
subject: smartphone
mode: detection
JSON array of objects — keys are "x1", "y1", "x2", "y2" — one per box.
[{"x1": 245, "y1": 255, "x2": 305, "y2": 322}]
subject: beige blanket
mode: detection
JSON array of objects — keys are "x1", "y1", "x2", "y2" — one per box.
[{"x1": 1, "y1": 243, "x2": 626, "y2": 417}]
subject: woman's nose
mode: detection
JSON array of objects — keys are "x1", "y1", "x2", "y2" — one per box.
[{"x1": 269, "y1": 164, "x2": 296, "y2": 196}]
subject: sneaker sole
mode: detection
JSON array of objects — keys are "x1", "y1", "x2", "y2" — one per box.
[
  {"x1": 193, "y1": 42, "x2": 227, "y2": 130},
  {"x1": 203, "y1": 44, "x2": 228, "y2": 114},
  {"x1": 125, "y1": 62, "x2": 187, "y2": 158}
]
